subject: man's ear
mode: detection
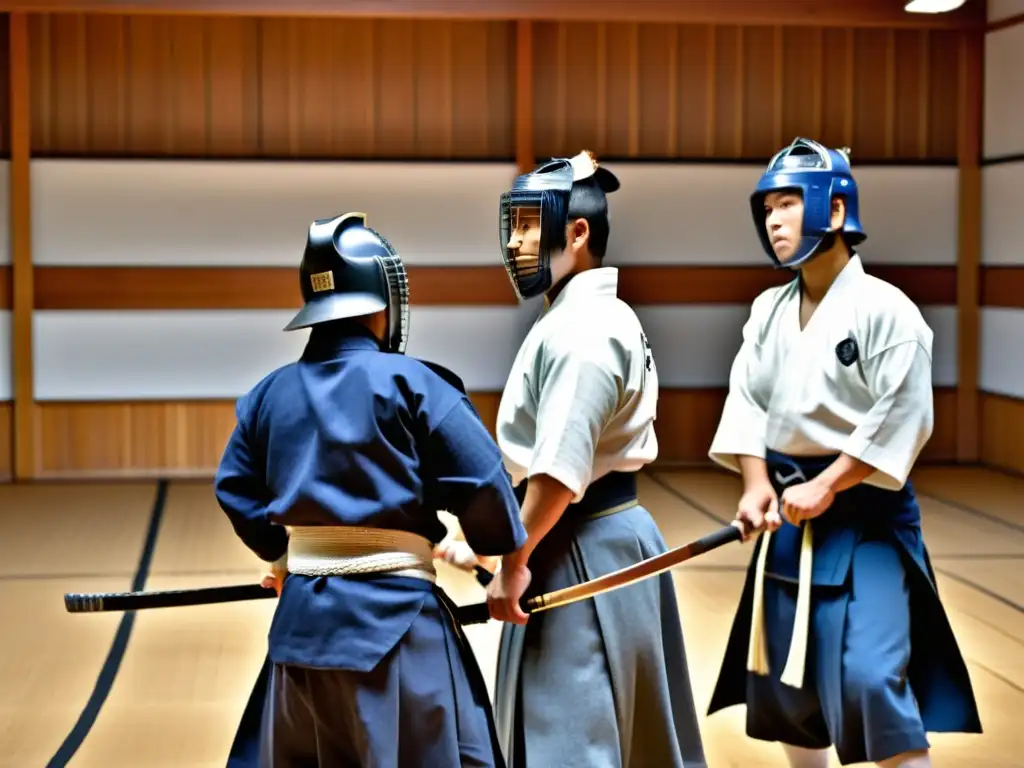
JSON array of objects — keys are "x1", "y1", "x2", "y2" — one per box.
[
  {"x1": 572, "y1": 217, "x2": 590, "y2": 250},
  {"x1": 830, "y1": 196, "x2": 847, "y2": 231}
]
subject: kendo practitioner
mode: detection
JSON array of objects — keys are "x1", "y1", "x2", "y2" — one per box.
[
  {"x1": 215, "y1": 212, "x2": 527, "y2": 768},
  {"x1": 437, "y1": 151, "x2": 707, "y2": 768},
  {"x1": 705, "y1": 138, "x2": 982, "y2": 768}
]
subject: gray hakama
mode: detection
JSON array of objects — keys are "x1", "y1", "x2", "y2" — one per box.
[{"x1": 493, "y1": 472, "x2": 707, "y2": 768}]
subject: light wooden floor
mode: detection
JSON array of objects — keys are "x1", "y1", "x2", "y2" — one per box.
[{"x1": 0, "y1": 466, "x2": 1020, "y2": 767}]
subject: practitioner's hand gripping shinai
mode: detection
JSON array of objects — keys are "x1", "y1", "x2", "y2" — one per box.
[{"x1": 63, "y1": 522, "x2": 747, "y2": 622}]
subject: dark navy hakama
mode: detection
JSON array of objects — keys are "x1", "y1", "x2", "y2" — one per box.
[
  {"x1": 707, "y1": 450, "x2": 982, "y2": 765},
  {"x1": 227, "y1": 585, "x2": 502, "y2": 768}
]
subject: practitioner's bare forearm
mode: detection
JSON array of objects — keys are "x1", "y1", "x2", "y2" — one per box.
[
  {"x1": 815, "y1": 453, "x2": 875, "y2": 493},
  {"x1": 738, "y1": 454, "x2": 773, "y2": 492},
  {"x1": 501, "y1": 474, "x2": 574, "y2": 571}
]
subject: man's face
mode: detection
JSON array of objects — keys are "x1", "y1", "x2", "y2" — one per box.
[
  {"x1": 763, "y1": 190, "x2": 804, "y2": 263},
  {"x1": 506, "y1": 206, "x2": 542, "y2": 276}
]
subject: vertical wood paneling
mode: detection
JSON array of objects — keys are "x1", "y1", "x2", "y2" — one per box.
[
  {"x1": 852, "y1": 29, "x2": 891, "y2": 160},
  {"x1": 894, "y1": 30, "x2": 929, "y2": 158},
  {"x1": 534, "y1": 21, "x2": 964, "y2": 161},
  {"x1": 979, "y1": 393, "x2": 1024, "y2": 476},
  {"x1": 780, "y1": 27, "x2": 823, "y2": 142},
  {"x1": 24, "y1": 14, "x2": 964, "y2": 163},
  {"x1": 513, "y1": 20, "x2": 533, "y2": 172},
  {"x1": 741, "y1": 26, "x2": 777, "y2": 160},
  {"x1": 28, "y1": 14, "x2": 515, "y2": 159},
  {"x1": 956, "y1": 31, "x2": 983, "y2": 463},
  {"x1": 31, "y1": 397, "x2": 505, "y2": 477},
  {"x1": 0, "y1": 15, "x2": 11, "y2": 158},
  {"x1": 928, "y1": 31, "x2": 962, "y2": 160}
]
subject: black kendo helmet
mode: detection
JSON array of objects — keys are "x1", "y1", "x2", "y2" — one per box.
[{"x1": 283, "y1": 212, "x2": 410, "y2": 354}]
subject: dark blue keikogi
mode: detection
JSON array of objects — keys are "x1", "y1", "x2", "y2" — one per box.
[
  {"x1": 216, "y1": 322, "x2": 526, "y2": 768},
  {"x1": 708, "y1": 450, "x2": 982, "y2": 766}
]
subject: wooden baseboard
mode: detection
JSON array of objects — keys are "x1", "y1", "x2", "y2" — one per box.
[
  {"x1": 15, "y1": 387, "x2": 959, "y2": 480},
  {"x1": 979, "y1": 391, "x2": 1024, "y2": 475}
]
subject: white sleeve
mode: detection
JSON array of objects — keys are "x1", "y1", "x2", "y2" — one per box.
[
  {"x1": 708, "y1": 306, "x2": 769, "y2": 474},
  {"x1": 528, "y1": 334, "x2": 623, "y2": 501},
  {"x1": 841, "y1": 339, "x2": 933, "y2": 489}
]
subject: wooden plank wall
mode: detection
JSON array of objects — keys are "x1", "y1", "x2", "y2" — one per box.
[
  {"x1": 977, "y1": 7, "x2": 1024, "y2": 476},
  {"x1": 0, "y1": 11, "x2": 999, "y2": 480}
]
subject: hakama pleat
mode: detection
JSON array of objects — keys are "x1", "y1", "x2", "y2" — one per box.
[
  {"x1": 227, "y1": 589, "x2": 502, "y2": 768},
  {"x1": 494, "y1": 504, "x2": 707, "y2": 768}
]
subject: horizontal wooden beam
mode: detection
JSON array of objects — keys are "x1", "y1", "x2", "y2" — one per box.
[
  {"x1": 30, "y1": 264, "x2": 961, "y2": 311},
  {"x1": 980, "y1": 265, "x2": 1024, "y2": 308},
  {"x1": 0, "y1": 0, "x2": 985, "y2": 28},
  {"x1": 29, "y1": 264, "x2": 1024, "y2": 311},
  {"x1": 0, "y1": 265, "x2": 9, "y2": 309}
]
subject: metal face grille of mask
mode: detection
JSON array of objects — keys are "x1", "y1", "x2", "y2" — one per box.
[{"x1": 500, "y1": 198, "x2": 549, "y2": 299}]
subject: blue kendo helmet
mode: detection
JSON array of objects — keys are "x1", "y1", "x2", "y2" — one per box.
[{"x1": 750, "y1": 137, "x2": 866, "y2": 269}]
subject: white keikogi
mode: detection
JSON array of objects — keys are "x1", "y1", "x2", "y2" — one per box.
[
  {"x1": 709, "y1": 253, "x2": 935, "y2": 493},
  {"x1": 496, "y1": 265, "x2": 659, "y2": 500}
]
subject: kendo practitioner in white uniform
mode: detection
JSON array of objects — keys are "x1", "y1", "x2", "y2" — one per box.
[
  {"x1": 705, "y1": 138, "x2": 982, "y2": 768},
  {"x1": 215, "y1": 212, "x2": 527, "y2": 767},
  {"x1": 439, "y1": 151, "x2": 707, "y2": 768}
]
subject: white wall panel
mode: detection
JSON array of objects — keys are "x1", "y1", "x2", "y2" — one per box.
[
  {"x1": 980, "y1": 307, "x2": 1024, "y2": 398},
  {"x1": 640, "y1": 304, "x2": 958, "y2": 389},
  {"x1": 605, "y1": 164, "x2": 959, "y2": 266},
  {"x1": 988, "y1": 0, "x2": 1024, "y2": 22},
  {"x1": 637, "y1": 305, "x2": 748, "y2": 386},
  {"x1": 31, "y1": 159, "x2": 959, "y2": 268},
  {"x1": 0, "y1": 311, "x2": 11, "y2": 400},
  {"x1": 33, "y1": 301, "x2": 956, "y2": 400},
  {"x1": 32, "y1": 305, "x2": 541, "y2": 400},
  {"x1": 922, "y1": 306, "x2": 959, "y2": 388},
  {"x1": 31, "y1": 160, "x2": 517, "y2": 267},
  {"x1": 982, "y1": 162, "x2": 1024, "y2": 264},
  {"x1": 984, "y1": 24, "x2": 1024, "y2": 159}
]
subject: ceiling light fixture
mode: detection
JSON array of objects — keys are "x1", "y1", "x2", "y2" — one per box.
[{"x1": 904, "y1": 0, "x2": 967, "y2": 12}]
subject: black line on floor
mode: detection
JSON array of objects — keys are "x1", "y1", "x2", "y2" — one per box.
[
  {"x1": 954, "y1": 607, "x2": 1024, "y2": 649},
  {"x1": 45, "y1": 480, "x2": 168, "y2": 768},
  {"x1": 915, "y1": 489, "x2": 1024, "y2": 536},
  {"x1": 647, "y1": 470, "x2": 1024, "y2": 615},
  {"x1": 933, "y1": 567, "x2": 1023, "y2": 614},
  {"x1": 645, "y1": 471, "x2": 732, "y2": 527},
  {"x1": 0, "y1": 567, "x2": 259, "y2": 583},
  {"x1": 969, "y1": 658, "x2": 1024, "y2": 696}
]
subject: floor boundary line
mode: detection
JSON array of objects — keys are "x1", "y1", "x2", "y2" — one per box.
[
  {"x1": 645, "y1": 470, "x2": 1024, "y2": 617},
  {"x1": 45, "y1": 479, "x2": 168, "y2": 768},
  {"x1": 0, "y1": 567, "x2": 260, "y2": 582}
]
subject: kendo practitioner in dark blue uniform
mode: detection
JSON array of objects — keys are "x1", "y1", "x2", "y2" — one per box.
[
  {"x1": 706, "y1": 139, "x2": 982, "y2": 767},
  {"x1": 215, "y1": 212, "x2": 527, "y2": 767}
]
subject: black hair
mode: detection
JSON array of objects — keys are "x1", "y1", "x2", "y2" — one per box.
[{"x1": 566, "y1": 177, "x2": 611, "y2": 260}]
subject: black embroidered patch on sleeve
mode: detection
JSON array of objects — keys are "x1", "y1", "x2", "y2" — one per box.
[{"x1": 835, "y1": 337, "x2": 859, "y2": 367}]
